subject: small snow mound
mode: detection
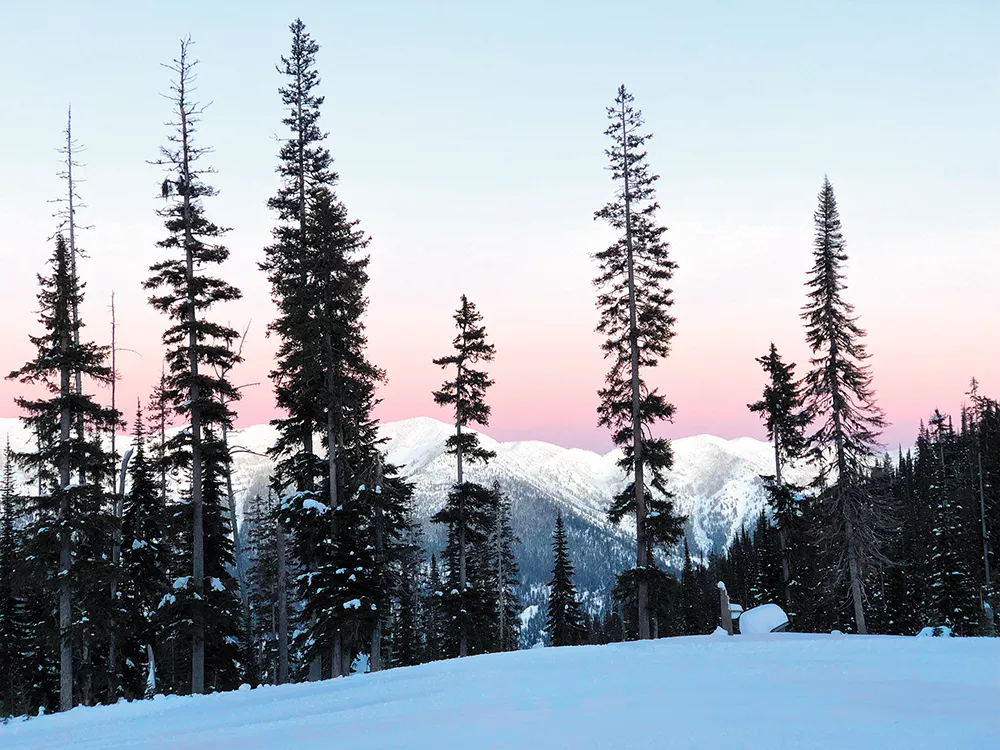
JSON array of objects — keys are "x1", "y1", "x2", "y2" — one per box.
[{"x1": 739, "y1": 604, "x2": 789, "y2": 634}]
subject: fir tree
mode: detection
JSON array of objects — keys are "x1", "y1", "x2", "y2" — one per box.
[
  {"x1": 748, "y1": 343, "x2": 809, "y2": 608},
  {"x1": 117, "y1": 404, "x2": 168, "y2": 700},
  {"x1": 144, "y1": 39, "x2": 243, "y2": 693},
  {"x1": 594, "y1": 85, "x2": 681, "y2": 639},
  {"x1": 263, "y1": 19, "x2": 384, "y2": 680},
  {"x1": 7, "y1": 234, "x2": 119, "y2": 711},
  {"x1": 489, "y1": 482, "x2": 520, "y2": 652},
  {"x1": 433, "y1": 295, "x2": 497, "y2": 480},
  {"x1": 925, "y1": 412, "x2": 978, "y2": 634},
  {"x1": 545, "y1": 512, "x2": 586, "y2": 647},
  {"x1": 0, "y1": 439, "x2": 31, "y2": 717},
  {"x1": 679, "y1": 538, "x2": 700, "y2": 635},
  {"x1": 432, "y1": 482, "x2": 495, "y2": 658},
  {"x1": 244, "y1": 491, "x2": 281, "y2": 684},
  {"x1": 800, "y1": 177, "x2": 887, "y2": 634},
  {"x1": 432, "y1": 295, "x2": 496, "y2": 657}
]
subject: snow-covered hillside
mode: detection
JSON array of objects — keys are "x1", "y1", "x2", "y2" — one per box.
[{"x1": 2, "y1": 634, "x2": 996, "y2": 748}]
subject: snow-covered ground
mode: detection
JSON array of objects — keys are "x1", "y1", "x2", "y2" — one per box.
[{"x1": 3, "y1": 633, "x2": 996, "y2": 749}]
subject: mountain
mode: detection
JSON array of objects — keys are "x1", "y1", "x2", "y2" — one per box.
[{"x1": 0, "y1": 415, "x2": 814, "y2": 644}]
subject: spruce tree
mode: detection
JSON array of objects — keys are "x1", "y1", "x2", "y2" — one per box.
[
  {"x1": 144, "y1": 38, "x2": 243, "y2": 693},
  {"x1": 432, "y1": 295, "x2": 496, "y2": 657},
  {"x1": 800, "y1": 177, "x2": 887, "y2": 634},
  {"x1": 679, "y1": 538, "x2": 700, "y2": 634},
  {"x1": 926, "y1": 412, "x2": 978, "y2": 634},
  {"x1": 489, "y1": 482, "x2": 520, "y2": 652},
  {"x1": 545, "y1": 512, "x2": 586, "y2": 647},
  {"x1": 244, "y1": 491, "x2": 281, "y2": 684},
  {"x1": 7, "y1": 235, "x2": 119, "y2": 711},
  {"x1": 263, "y1": 19, "x2": 384, "y2": 679},
  {"x1": 594, "y1": 86, "x2": 682, "y2": 640},
  {"x1": 748, "y1": 343, "x2": 809, "y2": 609},
  {"x1": 0, "y1": 440, "x2": 31, "y2": 717},
  {"x1": 117, "y1": 404, "x2": 168, "y2": 699}
]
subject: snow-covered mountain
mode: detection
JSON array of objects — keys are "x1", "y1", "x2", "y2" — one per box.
[{"x1": 0, "y1": 415, "x2": 813, "y2": 639}]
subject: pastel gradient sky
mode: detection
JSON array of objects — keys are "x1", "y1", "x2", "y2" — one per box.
[{"x1": 1, "y1": 2, "x2": 998, "y2": 452}]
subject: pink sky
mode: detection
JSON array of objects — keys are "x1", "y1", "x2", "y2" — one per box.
[{"x1": 2, "y1": 4, "x2": 998, "y2": 453}]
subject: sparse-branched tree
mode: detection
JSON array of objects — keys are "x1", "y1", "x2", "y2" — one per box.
[
  {"x1": 144, "y1": 38, "x2": 243, "y2": 693},
  {"x1": 594, "y1": 85, "x2": 682, "y2": 639}
]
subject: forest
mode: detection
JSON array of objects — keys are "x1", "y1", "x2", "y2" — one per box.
[{"x1": 1, "y1": 18, "x2": 997, "y2": 719}]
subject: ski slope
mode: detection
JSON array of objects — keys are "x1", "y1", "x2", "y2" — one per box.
[{"x1": 3, "y1": 633, "x2": 997, "y2": 749}]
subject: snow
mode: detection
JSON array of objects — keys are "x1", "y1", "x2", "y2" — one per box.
[
  {"x1": 1, "y1": 635, "x2": 996, "y2": 748},
  {"x1": 301, "y1": 499, "x2": 329, "y2": 514},
  {"x1": 917, "y1": 625, "x2": 954, "y2": 638},
  {"x1": 738, "y1": 604, "x2": 789, "y2": 634},
  {"x1": 343, "y1": 599, "x2": 361, "y2": 609}
]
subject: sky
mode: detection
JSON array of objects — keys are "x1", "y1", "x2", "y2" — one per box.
[{"x1": 1, "y1": 1, "x2": 998, "y2": 452}]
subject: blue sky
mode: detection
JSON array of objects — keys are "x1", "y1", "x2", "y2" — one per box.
[{"x1": 1, "y1": 1, "x2": 997, "y2": 450}]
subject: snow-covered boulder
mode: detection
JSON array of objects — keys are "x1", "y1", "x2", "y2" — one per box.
[{"x1": 738, "y1": 604, "x2": 789, "y2": 634}]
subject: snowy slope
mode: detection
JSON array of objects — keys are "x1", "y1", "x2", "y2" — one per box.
[{"x1": 2, "y1": 634, "x2": 997, "y2": 748}]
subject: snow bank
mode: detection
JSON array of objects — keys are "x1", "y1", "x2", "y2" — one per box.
[{"x1": 2, "y1": 634, "x2": 997, "y2": 749}]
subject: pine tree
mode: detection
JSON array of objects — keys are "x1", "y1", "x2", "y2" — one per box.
[
  {"x1": 0, "y1": 440, "x2": 32, "y2": 717},
  {"x1": 748, "y1": 343, "x2": 809, "y2": 609},
  {"x1": 423, "y1": 554, "x2": 445, "y2": 662},
  {"x1": 594, "y1": 86, "x2": 682, "y2": 640},
  {"x1": 432, "y1": 295, "x2": 496, "y2": 657},
  {"x1": 545, "y1": 512, "x2": 586, "y2": 646},
  {"x1": 433, "y1": 295, "x2": 497, "y2": 480},
  {"x1": 7, "y1": 234, "x2": 119, "y2": 711},
  {"x1": 263, "y1": 19, "x2": 386, "y2": 680},
  {"x1": 489, "y1": 482, "x2": 520, "y2": 652},
  {"x1": 800, "y1": 177, "x2": 887, "y2": 634},
  {"x1": 926, "y1": 412, "x2": 978, "y2": 634},
  {"x1": 679, "y1": 538, "x2": 700, "y2": 634},
  {"x1": 117, "y1": 404, "x2": 168, "y2": 699},
  {"x1": 432, "y1": 482, "x2": 495, "y2": 658},
  {"x1": 144, "y1": 39, "x2": 243, "y2": 693}
]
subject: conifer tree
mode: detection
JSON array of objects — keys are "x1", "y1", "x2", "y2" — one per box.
[
  {"x1": 423, "y1": 554, "x2": 445, "y2": 662},
  {"x1": 263, "y1": 19, "x2": 385, "y2": 679},
  {"x1": 546, "y1": 512, "x2": 586, "y2": 646},
  {"x1": 0, "y1": 440, "x2": 31, "y2": 717},
  {"x1": 144, "y1": 38, "x2": 243, "y2": 693},
  {"x1": 800, "y1": 177, "x2": 887, "y2": 634},
  {"x1": 594, "y1": 86, "x2": 681, "y2": 640},
  {"x1": 433, "y1": 295, "x2": 497, "y2": 481},
  {"x1": 679, "y1": 538, "x2": 700, "y2": 634},
  {"x1": 748, "y1": 343, "x2": 809, "y2": 608},
  {"x1": 925, "y1": 412, "x2": 978, "y2": 634},
  {"x1": 489, "y1": 482, "x2": 520, "y2": 652},
  {"x1": 116, "y1": 404, "x2": 168, "y2": 699},
  {"x1": 432, "y1": 295, "x2": 497, "y2": 657},
  {"x1": 8, "y1": 235, "x2": 119, "y2": 711}
]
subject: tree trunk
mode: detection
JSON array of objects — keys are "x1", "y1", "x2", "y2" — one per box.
[
  {"x1": 178, "y1": 51, "x2": 206, "y2": 694},
  {"x1": 844, "y1": 513, "x2": 867, "y2": 635},
  {"x1": 620, "y1": 96, "x2": 649, "y2": 640}
]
